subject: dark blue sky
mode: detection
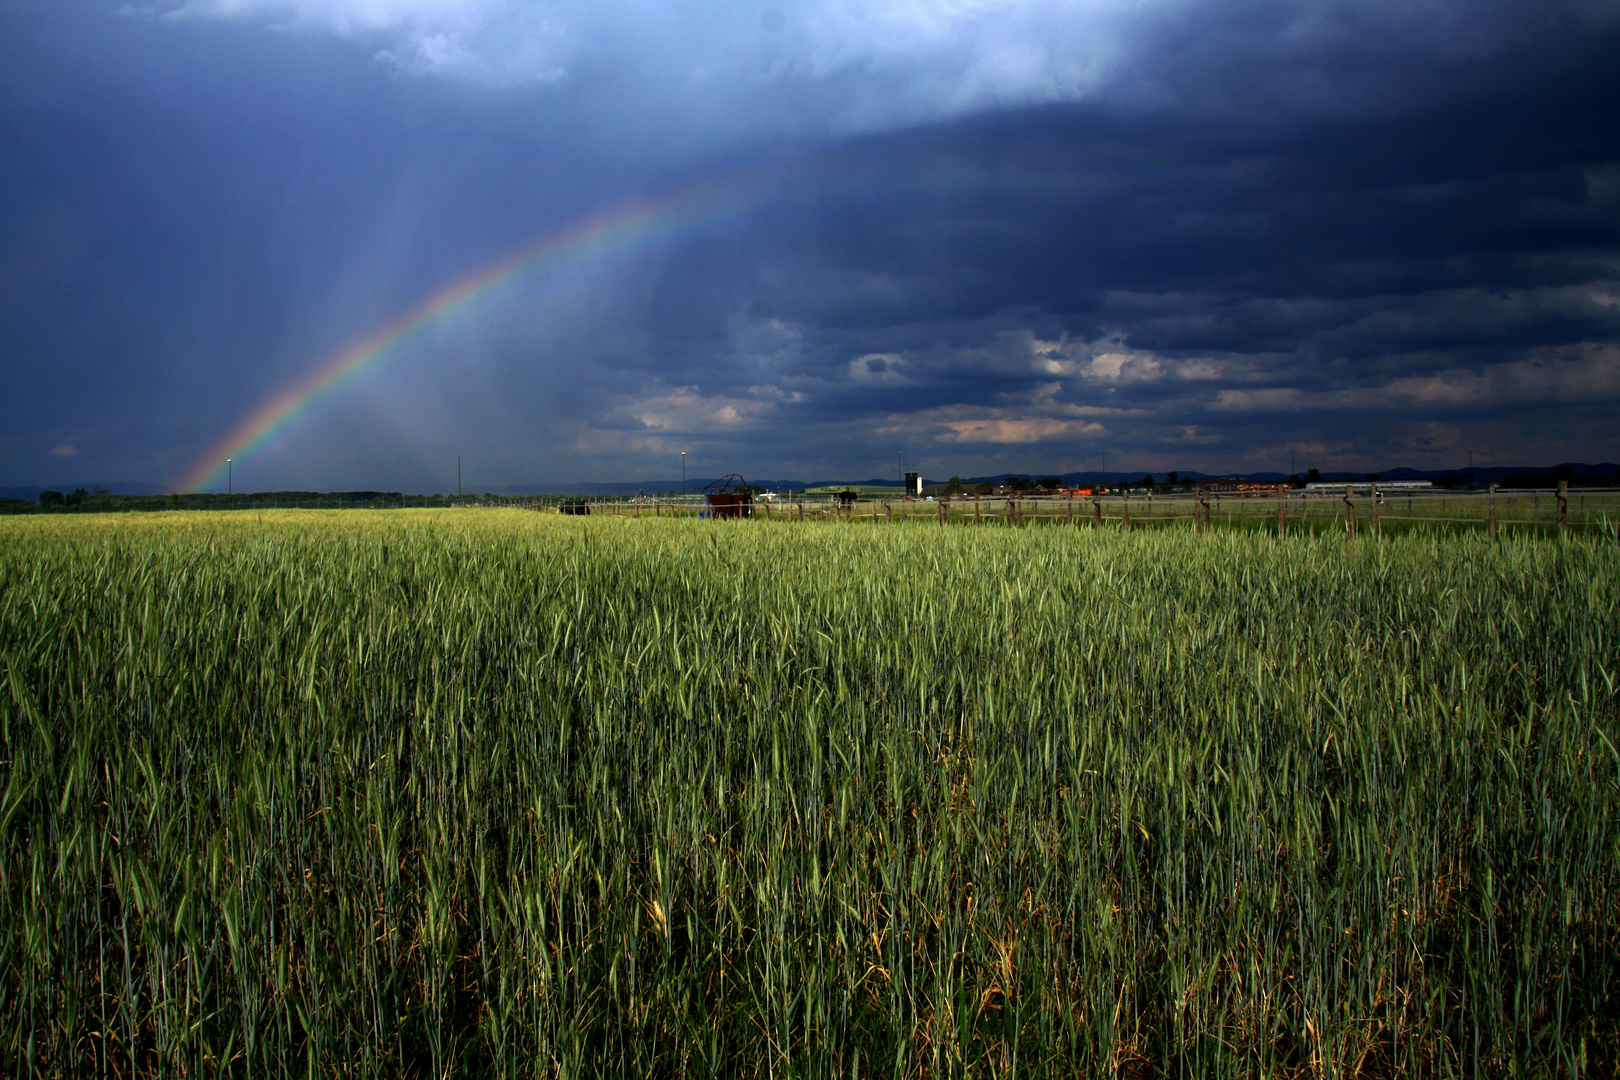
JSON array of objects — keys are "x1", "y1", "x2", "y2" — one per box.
[{"x1": 3, "y1": 0, "x2": 1617, "y2": 491}]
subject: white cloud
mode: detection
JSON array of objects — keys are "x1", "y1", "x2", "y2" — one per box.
[
  {"x1": 873, "y1": 395, "x2": 1114, "y2": 445},
  {"x1": 575, "y1": 383, "x2": 794, "y2": 453},
  {"x1": 167, "y1": 0, "x2": 572, "y2": 83},
  {"x1": 48, "y1": 442, "x2": 77, "y2": 458},
  {"x1": 160, "y1": 1, "x2": 1614, "y2": 129},
  {"x1": 1086, "y1": 349, "x2": 1158, "y2": 380},
  {"x1": 1162, "y1": 424, "x2": 1220, "y2": 445},
  {"x1": 1020, "y1": 331, "x2": 1236, "y2": 384},
  {"x1": 939, "y1": 415, "x2": 1105, "y2": 443}
]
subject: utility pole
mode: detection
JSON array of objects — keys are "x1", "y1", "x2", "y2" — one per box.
[{"x1": 457, "y1": 456, "x2": 462, "y2": 496}]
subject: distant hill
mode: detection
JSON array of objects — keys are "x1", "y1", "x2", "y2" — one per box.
[
  {"x1": 0, "y1": 482, "x2": 169, "y2": 500},
  {"x1": 507, "y1": 464, "x2": 1613, "y2": 495},
  {"x1": 5, "y1": 464, "x2": 1613, "y2": 501}
]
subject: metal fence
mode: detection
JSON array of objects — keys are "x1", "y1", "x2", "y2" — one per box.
[{"x1": 574, "y1": 483, "x2": 1620, "y2": 538}]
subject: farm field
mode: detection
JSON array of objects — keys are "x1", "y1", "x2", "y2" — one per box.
[{"x1": 2, "y1": 509, "x2": 1618, "y2": 1077}]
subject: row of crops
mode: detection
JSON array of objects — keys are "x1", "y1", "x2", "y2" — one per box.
[{"x1": 2, "y1": 510, "x2": 1617, "y2": 1077}]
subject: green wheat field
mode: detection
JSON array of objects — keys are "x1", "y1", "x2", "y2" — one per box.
[{"x1": 2, "y1": 509, "x2": 1617, "y2": 1077}]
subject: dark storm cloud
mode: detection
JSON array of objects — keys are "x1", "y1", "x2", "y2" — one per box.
[
  {"x1": 2, "y1": 0, "x2": 1617, "y2": 488},
  {"x1": 606, "y1": 20, "x2": 1620, "y2": 475}
]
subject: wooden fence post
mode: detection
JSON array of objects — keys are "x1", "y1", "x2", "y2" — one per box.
[
  {"x1": 1277, "y1": 483, "x2": 1286, "y2": 536},
  {"x1": 974, "y1": 497, "x2": 981, "y2": 525},
  {"x1": 938, "y1": 497, "x2": 948, "y2": 525},
  {"x1": 1343, "y1": 485, "x2": 1355, "y2": 537},
  {"x1": 1067, "y1": 498, "x2": 1074, "y2": 525},
  {"x1": 1370, "y1": 483, "x2": 1379, "y2": 537},
  {"x1": 1489, "y1": 483, "x2": 1497, "y2": 540},
  {"x1": 1093, "y1": 497, "x2": 1102, "y2": 529},
  {"x1": 1557, "y1": 480, "x2": 1568, "y2": 538},
  {"x1": 1122, "y1": 488, "x2": 1130, "y2": 531}
]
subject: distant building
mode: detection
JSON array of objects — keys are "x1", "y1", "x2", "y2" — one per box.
[
  {"x1": 922, "y1": 481, "x2": 994, "y2": 497},
  {"x1": 1192, "y1": 479, "x2": 1251, "y2": 494},
  {"x1": 1304, "y1": 480, "x2": 1433, "y2": 494}
]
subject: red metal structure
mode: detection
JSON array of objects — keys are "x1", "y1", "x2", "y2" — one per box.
[{"x1": 704, "y1": 474, "x2": 755, "y2": 519}]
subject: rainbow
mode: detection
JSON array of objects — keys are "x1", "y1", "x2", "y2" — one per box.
[{"x1": 178, "y1": 169, "x2": 774, "y2": 493}]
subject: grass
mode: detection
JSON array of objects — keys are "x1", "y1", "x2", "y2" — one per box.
[{"x1": 2, "y1": 509, "x2": 1617, "y2": 1077}]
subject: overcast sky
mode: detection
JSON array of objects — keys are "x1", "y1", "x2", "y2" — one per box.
[{"x1": 3, "y1": 0, "x2": 1617, "y2": 490}]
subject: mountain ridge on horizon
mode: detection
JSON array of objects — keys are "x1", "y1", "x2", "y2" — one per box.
[
  {"x1": 537, "y1": 462, "x2": 1618, "y2": 497},
  {"x1": 7, "y1": 463, "x2": 1616, "y2": 501}
]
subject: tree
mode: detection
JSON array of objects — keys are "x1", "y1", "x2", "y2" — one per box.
[
  {"x1": 39, "y1": 490, "x2": 65, "y2": 507},
  {"x1": 1037, "y1": 476, "x2": 1062, "y2": 490},
  {"x1": 1008, "y1": 476, "x2": 1035, "y2": 492},
  {"x1": 1305, "y1": 468, "x2": 1321, "y2": 485},
  {"x1": 1167, "y1": 471, "x2": 1178, "y2": 485},
  {"x1": 1140, "y1": 474, "x2": 1154, "y2": 488}
]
